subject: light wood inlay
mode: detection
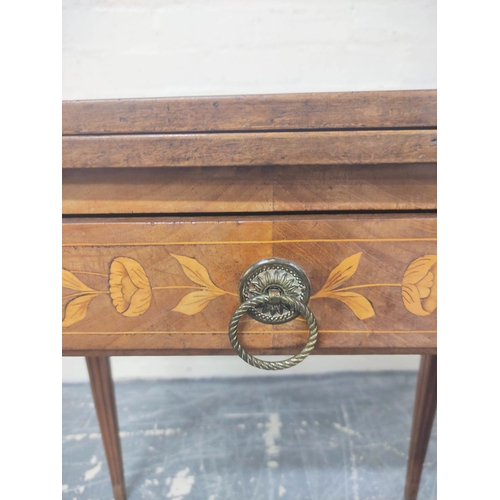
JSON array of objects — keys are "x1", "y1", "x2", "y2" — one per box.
[{"x1": 63, "y1": 214, "x2": 436, "y2": 355}]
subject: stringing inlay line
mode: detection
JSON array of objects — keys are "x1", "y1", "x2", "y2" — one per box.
[
  {"x1": 63, "y1": 330, "x2": 437, "y2": 335},
  {"x1": 62, "y1": 237, "x2": 437, "y2": 247}
]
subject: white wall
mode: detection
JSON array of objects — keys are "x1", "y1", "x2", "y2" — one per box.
[
  {"x1": 62, "y1": 0, "x2": 435, "y2": 381},
  {"x1": 63, "y1": 0, "x2": 436, "y2": 100}
]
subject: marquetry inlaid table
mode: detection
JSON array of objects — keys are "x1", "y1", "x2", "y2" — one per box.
[{"x1": 62, "y1": 90, "x2": 437, "y2": 500}]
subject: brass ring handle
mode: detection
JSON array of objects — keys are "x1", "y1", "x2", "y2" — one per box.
[{"x1": 228, "y1": 294, "x2": 319, "y2": 371}]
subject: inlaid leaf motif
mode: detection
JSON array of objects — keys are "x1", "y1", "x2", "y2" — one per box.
[
  {"x1": 314, "y1": 252, "x2": 362, "y2": 298},
  {"x1": 170, "y1": 253, "x2": 220, "y2": 291},
  {"x1": 329, "y1": 291, "x2": 375, "y2": 320},
  {"x1": 172, "y1": 289, "x2": 224, "y2": 316},
  {"x1": 109, "y1": 257, "x2": 152, "y2": 317},
  {"x1": 62, "y1": 269, "x2": 96, "y2": 293},
  {"x1": 62, "y1": 294, "x2": 97, "y2": 327}
]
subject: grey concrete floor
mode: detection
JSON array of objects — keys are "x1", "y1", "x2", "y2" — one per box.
[{"x1": 62, "y1": 372, "x2": 436, "y2": 500}]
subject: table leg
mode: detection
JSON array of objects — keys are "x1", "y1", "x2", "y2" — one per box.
[
  {"x1": 404, "y1": 355, "x2": 437, "y2": 500},
  {"x1": 86, "y1": 356, "x2": 126, "y2": 500}
]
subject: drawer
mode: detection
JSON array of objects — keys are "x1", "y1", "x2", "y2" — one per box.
[{"x1": 62, "y1": 214, "x2": 437, "y2": 356}]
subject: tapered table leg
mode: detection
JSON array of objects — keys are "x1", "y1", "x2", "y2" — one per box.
[
  {"x1": 404, "y1": 355, "x2": 437, "y2": 500},
  {"x1": 86, "y1": 356, "x2": 126, "y2": 500}
]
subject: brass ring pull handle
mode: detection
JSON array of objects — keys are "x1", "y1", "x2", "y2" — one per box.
[
  {"x1": 228, "y1": 258, "x2": 319, "y2": 371},
  {"x1": 228, "y1": 295, "x2": 318, "y2": 371}
]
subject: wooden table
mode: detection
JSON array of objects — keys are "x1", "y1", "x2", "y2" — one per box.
[{"x1": 62, "y1": 90, "x2": 437, "y2": 500}]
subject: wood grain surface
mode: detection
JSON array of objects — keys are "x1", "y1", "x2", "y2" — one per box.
[
  {"x1": 63, "y1": 163, "x2": 437, "y2": 214},
  {"x1": 63, "y1": 130, "x2": 437, "y2": 169},
  {"x1": 62, "y1": 214, "x2": 437, "y2": 355},
  {"x1": 62, "y1": 90, "x2": 436, "y2": 135},
  {"x1": 63, "y1": 89, "x2": 437, "y2": 500},
  {"x1": 405, "y1": 355, "x2": 437, "y2": 500},
  {"x1": 86, "y1": 357, "x2": 126, "y2": 500}
]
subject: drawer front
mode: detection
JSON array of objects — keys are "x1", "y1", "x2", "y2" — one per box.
[{"x1": 62, "y1": 215, "x2": 436, "y2": 355}]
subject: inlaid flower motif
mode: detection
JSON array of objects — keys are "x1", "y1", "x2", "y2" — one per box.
[
  {"x1": 109, "y1": 257, "x2": 152, "y2": 317},
  {"x1": 401, "y1": 255, "x2": 437, "y2": 316}
]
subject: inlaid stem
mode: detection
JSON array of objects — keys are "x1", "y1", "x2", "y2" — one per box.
[
  {"x1": 335, "y1": 283, "x2": 402, "y2": 292},
  {"x1": 63, "y1": 291, "x2": 109, "y2": 299},
  {"x1": 153, "y1": 286, "x2": 238, "y2": 297},
  {"x1": 69, "y1": 270, "x2": 108, "y2": 277},
  {"x1": 153, "y1": 286, "x2": 203, "y2": 290}
]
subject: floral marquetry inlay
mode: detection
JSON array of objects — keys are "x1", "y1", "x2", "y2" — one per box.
[
  {"x1": 109, "y1": 257, "x2": 152, "y2": 317},
  {"x1": 62, "y1": 252, "x2": 437, "y2": 327},
  {"x1": 401, "y1": 255, "x2": 437, "y2": 316},
  {"x1": 169, "y1": 253, "x2": 236, "y2": 315},
  {"x1": 311, "y1": 252, "x2": 375, "y2": 320}
]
